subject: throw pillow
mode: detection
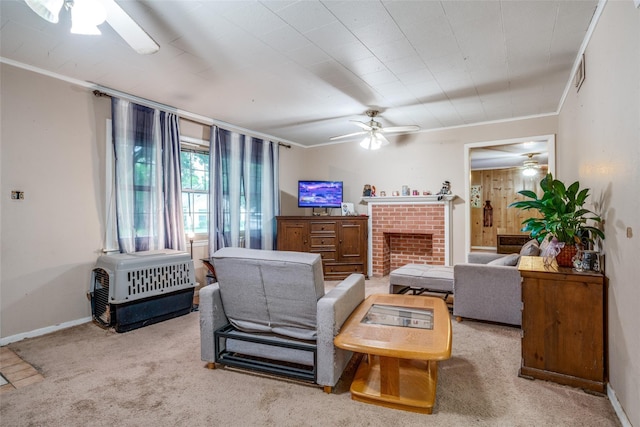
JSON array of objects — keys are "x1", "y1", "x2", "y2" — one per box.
[
  {"x1": 520, "y1": 239, "x2": 540, "y2": 256},
  {"x1": 488, "y1": 253, "x2": 521, "y2": 266}
]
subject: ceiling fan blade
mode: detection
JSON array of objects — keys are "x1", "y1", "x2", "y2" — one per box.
[
  {"x1": 381, "y1": 125, "x2": 420, "y2": 133},
  {"x1": 329, "y1": 131, "x2": 366, "y2": 141},
  {"x1": 350, "y1": 120, "x2": 373, "y2": 131},
  {"x1": 100, "y1": 0, "x2": 159, "y2": 54}
]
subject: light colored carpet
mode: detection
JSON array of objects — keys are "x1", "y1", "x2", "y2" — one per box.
[{"x1": 0, "y1": 277, "x2": 620, "y2": 426}]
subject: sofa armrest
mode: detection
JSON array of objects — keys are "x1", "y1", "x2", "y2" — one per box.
[
  {"x1": 200, "y1": 283, "x2": 229, "y2": 363},
  {"x1": 316, "y1": 273, "x2": 365, "y2": 387},
  {"x1": 467, "y1": 252, "x2": 507, "y2": 264},
  {"x1": 453, "y1": 263, "x2": 522, "y2": 326}
]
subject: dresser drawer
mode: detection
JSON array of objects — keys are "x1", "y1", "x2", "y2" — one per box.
[
  {"x1": 324, "y1": 263, "x2": 364, "y2": 275},
  {"x1": 310, "y1": 222, "x2": 336, "y2": 233},
  {"x1": 310, "y1": 236, "x2": 336, "y2": 248},
  {"x1": 311, "y1": 250, "x2": 336, "y2": 262}
]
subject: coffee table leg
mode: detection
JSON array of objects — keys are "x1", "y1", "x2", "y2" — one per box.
[{"x1": 379, "y1": 356, "x2": 400, "y2": 396}]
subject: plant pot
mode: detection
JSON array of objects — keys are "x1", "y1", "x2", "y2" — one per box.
[{"x1": 556, "y1": 244, "x2": 578, "y2": 267}]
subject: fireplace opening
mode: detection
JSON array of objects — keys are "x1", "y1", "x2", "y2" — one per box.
[{"x1": 387, "y1": 233, "x2": 434, "y2": 274}]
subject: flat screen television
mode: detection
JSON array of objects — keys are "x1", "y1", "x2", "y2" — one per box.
[{"x1": 298, "y1": 180, "x2": 343, "y2": 208}]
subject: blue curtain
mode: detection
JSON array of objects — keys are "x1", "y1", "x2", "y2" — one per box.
[
  {"x1": 208, "y1": 127, "x2": 279, "y2": 253},
  {"x1": 111, "y1": 98, "x2": 186, "y2": 253}
]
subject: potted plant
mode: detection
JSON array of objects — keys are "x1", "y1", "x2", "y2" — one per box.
[{"x1": 509, "y1": 173, "x2": 604, "y2": 266}]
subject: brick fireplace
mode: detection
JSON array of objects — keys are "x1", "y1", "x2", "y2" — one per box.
[{"x1": 365, "y1": 196, "x2": 455, "y2": 277}]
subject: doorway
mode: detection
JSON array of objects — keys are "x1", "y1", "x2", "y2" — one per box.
[{"x1": 464, "y1": 135, "x2": 556, "y2": 255}]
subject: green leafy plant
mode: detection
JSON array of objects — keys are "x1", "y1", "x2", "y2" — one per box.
[{"x1": 509, "y1": 173, "x2": 604, "y2": 246}]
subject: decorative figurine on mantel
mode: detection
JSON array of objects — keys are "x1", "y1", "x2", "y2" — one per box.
[
  {"x1": 437, "y1": 180, "x2": 452, "y2": 201},
  {"x1": 362, "y1": 184, "x2": 372, "y2": 197}
]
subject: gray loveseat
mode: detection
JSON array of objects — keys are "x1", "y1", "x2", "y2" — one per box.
[
  {"x1": 452, "y1": 240, "x2": 541, "y2": 326},
  {"x1": 199, "y1": 247, "x2": 365, "y2": 392}
]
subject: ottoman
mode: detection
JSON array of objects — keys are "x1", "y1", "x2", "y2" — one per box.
[{"x1": 389, "y1": 264, "x2": 454, "y2": 297}]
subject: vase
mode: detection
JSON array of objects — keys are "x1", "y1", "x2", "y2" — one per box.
[{"x1": 556, "y1": 244, "x2": 578, "y2": 267}]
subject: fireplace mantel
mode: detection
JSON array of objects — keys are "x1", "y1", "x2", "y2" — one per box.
[
  {"x1": 361, "y1": 194, "x2": 456, "y2": 204},
  {"x1": 363, "y1": 195, "x2": 457, "y2": 277}
]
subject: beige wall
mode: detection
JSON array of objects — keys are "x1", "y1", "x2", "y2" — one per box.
[
  {"x1": 1, "y1": 64, "x2": 109, "y2": 337},
  {"x1": 557, "y1": 1, "x2": 639, "y2": 425},
  {"x1": 295, "y1": 116, "x2": 558, "y2": 264}
]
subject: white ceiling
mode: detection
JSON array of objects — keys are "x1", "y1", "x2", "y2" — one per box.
[
  {"x1": 0, "y1": 0, "x2": 598, "y2": 147},
  {"x1": 470, "y1": 139, "x2": 549, "y2": 170}
]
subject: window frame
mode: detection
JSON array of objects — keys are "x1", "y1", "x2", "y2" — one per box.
[{"x1": 180, "y1": 137, "x2": 210, "y2": 240}]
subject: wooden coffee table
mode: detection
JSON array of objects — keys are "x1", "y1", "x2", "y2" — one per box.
[{"x1": 334, "y1": 294, "x2": 452, "y2": 414}]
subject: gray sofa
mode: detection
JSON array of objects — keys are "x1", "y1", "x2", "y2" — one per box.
[
  {"x1": 452, "y1": 240, "x2": 541, "y2": 326},
  {"x1": 199, "y1": 247, "x2": 365, "y2": 392},
  {"x1": 453, "y1": 252, "x2": 523, "y2": 326}
]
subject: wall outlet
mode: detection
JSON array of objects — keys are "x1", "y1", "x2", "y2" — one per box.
[{"x1": 11, "y1": 191, "x2": 24, "y2": 200}]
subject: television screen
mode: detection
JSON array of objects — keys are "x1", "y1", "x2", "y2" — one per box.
[{"x1": 298, "y1": 180, "x2": 343, "y2": 208}]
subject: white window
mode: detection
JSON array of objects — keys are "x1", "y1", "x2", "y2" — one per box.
[{"x1": 180, "y1": 139, "x2": 209, "y2": 237}]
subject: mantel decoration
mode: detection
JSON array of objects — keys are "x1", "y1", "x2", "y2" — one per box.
[{"x1": 509, "y1": 173, "x2": 605, "y2": 267}]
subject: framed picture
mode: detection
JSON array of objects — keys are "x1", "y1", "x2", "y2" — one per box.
[
  {"x1": 574, "y1": 54, "x2": 585, "y2": 91},
  {"x1": 470, "y1": 185, "x2": 482, "y2": 208},
  {"x1": 341, "y1": 202, "x2": 355, "y2": 216}
]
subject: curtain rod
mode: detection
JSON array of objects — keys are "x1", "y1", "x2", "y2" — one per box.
[{"x1": 93, "y1": 89, "x2": 293, "y2": 149}]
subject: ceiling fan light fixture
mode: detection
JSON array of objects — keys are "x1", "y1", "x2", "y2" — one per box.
[
  {"x1": 522, "y1": 153, "x2": 539, "y2": 176},
  {"x1": 69, "y1": 0, "x2": 106, "y2": 35},
  {"x1": 360, "y1": 133, "x2": 381, "y2": 150},
  {"x1": 25, "y1": 0, "x2": 64, "y2": 23}
]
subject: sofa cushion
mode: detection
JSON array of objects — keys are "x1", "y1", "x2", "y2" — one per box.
[
  {"x1": 212, "y1": 247, "x2": 324, "y2": 340},
  {"x1": 487, "y1": 253, "x2": 521, "y2": 266},
  {"x1": 520, "y1": 239, "x2": 540, "y2": 256}
]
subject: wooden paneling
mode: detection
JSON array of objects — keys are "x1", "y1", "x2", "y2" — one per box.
[{"x1": 470, "y1": 167, "x2": 546, "y2": 248}]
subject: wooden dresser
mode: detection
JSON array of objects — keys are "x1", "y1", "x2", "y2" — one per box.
[
  {"x1": 276, "y1": 216, "x2": 368, "y2": 280},
  {"x1": 518, "y1": 256, "x2": 606, "y2": 393}
]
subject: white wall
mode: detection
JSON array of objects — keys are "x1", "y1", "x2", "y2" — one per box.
[
  {"x1": 557, "y1": 1, "x2": 639, "y2": 425},
  {"x1": 1, "y1": 64, "x2": 109, "y2": 338},
  {"x1": 295, "y1": 116, "x2": 558, "y2": 265}
]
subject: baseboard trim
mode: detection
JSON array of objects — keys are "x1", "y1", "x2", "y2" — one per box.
[
  {"x1": 607, "y1": 383, "x2": 632, "y2": 427},
  {"x1": 0, "y1": 317, "x2": 92, "y2": 346}
]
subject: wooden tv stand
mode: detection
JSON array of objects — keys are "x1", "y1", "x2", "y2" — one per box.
[{"x1": 276, "y1": 216, "x2": 368, "y2": 280}]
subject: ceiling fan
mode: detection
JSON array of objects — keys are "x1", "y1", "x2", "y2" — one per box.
[
  {"x1": 329, "y1": 110, "x2": 420, "y2": 150},
  {"x1": 522, "y1": 153, "x2": 541, "y2": 176},
  {"x1": 24, "y1": 0, "x2": 159, "y2": 55}
]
